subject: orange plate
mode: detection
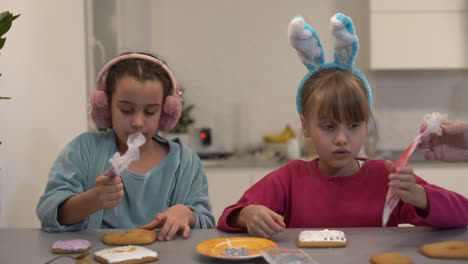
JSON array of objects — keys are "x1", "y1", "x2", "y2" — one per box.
[{"x1": 196, "y1": 237, "x2": 278, "y2": 260}]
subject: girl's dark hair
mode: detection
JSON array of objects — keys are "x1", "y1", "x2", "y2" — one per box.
[{"x1": 105, "y1": 52, "x2": 172, "y2": 100}]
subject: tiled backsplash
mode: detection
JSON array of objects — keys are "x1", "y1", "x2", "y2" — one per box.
[
  {"x1": 374, "y1": 110, "x2": 433, "y2": 151},
  {"x1": 368, "y1": 70, "x2": 468, "y2": 151}
]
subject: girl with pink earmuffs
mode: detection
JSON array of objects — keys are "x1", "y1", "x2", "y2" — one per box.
[{"x1": 37, "y1": 53, "x2": 215, "y2": 240}]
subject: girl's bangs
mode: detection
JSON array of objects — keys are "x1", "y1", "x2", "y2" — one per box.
[{"x1": 313, "y1": 79, "x2": 370, "y2": 124}]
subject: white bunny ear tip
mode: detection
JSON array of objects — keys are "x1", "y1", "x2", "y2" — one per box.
[
  {"x1": 330, "y1": 16, "x2": 342, "y2": 27},
  {"x1": 289, "y1": 16, "x2": 310, "y2": 40},
  {"x1": 291, "y1": 16, "x2": 304, "y2": 23},
  {"x1": 333, "y1": 13, "x2": 346, "y2": 20},
  {"x1": 289, "y1": 16, "x2": 305, "y2": 30},
  {"x1": 331, "y1": 13, "x2": 353, "y2": 29}
]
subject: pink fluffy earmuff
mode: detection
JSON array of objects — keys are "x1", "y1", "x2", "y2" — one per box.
[{"x1": 89, "y1": 53, "x2": 182, "y2": 132}]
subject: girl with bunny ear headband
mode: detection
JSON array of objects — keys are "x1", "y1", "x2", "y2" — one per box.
[
  {"x1": 217, "y1": 13, "x2": 468, "y2": 238},
  {"x1": 289, "y1": 13, "x2": 372, "y2": 114}
]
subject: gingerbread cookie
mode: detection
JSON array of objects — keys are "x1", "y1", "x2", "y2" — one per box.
[
  {"x1": 297, "y1": 229, "x2": 347, "y2": 248},
  {"x1": 370, "y1": 252, "x2": 413, "y2": 264},
  {"x1": 101, "y1": 229, "x2": 158, "y2": 246},
  {"x1": 419, "y1": 240, "x2": 468, "y2": 259},
  {"x1": 94, "y1": 246, "x2": 158, "y2": 264},
  {"x1": 51, "y1": 239, "x2": 91, "y2": 254}
]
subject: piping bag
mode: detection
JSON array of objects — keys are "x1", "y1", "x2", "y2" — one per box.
[
  {"x1": 382, "y1": 112, "x2": 447, "y2": 226},
  {"x1": 105, "y1": 132, "x2": 146, "y2": 215}
]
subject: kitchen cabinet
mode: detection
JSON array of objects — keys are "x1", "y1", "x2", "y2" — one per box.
[
  {"x1": 204, "y1": 166, "x2": 275, "y2": 221},
  {"x1": 412, "y1": 163, "x2": 468, "y2": 198},
  {"x1": 370, "y1": 0, "x2": 468, "y2": 70}
]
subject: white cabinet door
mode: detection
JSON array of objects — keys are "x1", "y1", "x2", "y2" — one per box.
[
  {"x1": 205, "y1": 167, "x2": 277, "y2": 222},
  {"x1": 205, "y1": 168, "x2": 252, "y2": 222},
  {"x1": 371, "y1": 0, "x2": 466, "y2": 12},
  {"x1": 370, "y1": 0, "x2": 468, "y2": 69},
  {"x1": 413, "y1": 164, "x2": 468, "y2": 198},
  {"x1": 249, "y1": 168, "x2": 275, "y2": 187}
]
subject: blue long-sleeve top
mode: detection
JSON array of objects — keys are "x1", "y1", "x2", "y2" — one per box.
[{"x1": 36, "y1": 130, "x2": 215, "y2": 232}]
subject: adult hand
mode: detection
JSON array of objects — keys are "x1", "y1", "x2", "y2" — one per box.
[
  {"x1": 385, "y1": 160, "x2": 428, "y2": 211},
  {"x1": 419, "y1": 120, "x2": 468, "y2": 162}
]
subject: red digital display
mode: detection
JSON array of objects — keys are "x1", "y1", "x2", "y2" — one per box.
[{"x1": 200, "y1": 132, "x2": 207, "y2": 139}]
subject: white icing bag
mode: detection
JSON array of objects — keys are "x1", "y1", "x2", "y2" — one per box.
[
  {"x1": 105, "y1": 132, "x2": 146, "y2": 216},
  {"x1": 107, "y1": 132, "x2": 146, "y2": 176}
]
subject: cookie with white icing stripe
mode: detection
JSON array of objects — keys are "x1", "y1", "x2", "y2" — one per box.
[
  {"x1": 297, "y1": 229, "x2": 347, "y2": 248},
  {"x1": 94, "y1": 246, "x2": 158, "y2": 264}
]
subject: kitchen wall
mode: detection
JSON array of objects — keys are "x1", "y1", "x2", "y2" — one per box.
[
  {"x1": 150, "y1": 0, "x2": 334, "y2": 151},
  {"x1": 0, "y1": 1, "x2": 87, "y2": 227},
  {"x1": 148, "y1": 0, "x2": 468, "y2": 152},
  {"x1": 370, "y1": 70, "x2": 468, "y2": 150},
  {"x1": 86, "y1": 0, "x2": 468, "y2": 151}
]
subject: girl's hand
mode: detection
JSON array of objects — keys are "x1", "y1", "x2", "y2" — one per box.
[
  {"x1": 139, "y1": 204, "x2": 195, "y2": 241},
  {"x1": 93, "y1": 175, "x2": 124, "y2": 209},
  {"x1": 385, "y1": 160, "x2": 428, "y2": 211},
  {"x1": 237, "y1": 205, "x2": 285, "y2": 238}
]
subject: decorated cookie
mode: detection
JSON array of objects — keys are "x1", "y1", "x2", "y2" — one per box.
[
  {"x1": 94, "y1": 245, "x2": 158, "y2": 264},
  {"x1": 370, "y1": 252, "x2": 413, "y2": 264},
  {"x1": 101, "y1": 229, "x2": 158, "y2": 246},
  {"x1": 297, "y1": 229, "x2": 347, "y2": 248},
  {"x1": 51, "y1": 239, "x2": 91, "y2": 254},
  {"x1": 419, "y1": 241, "x2": 468, "y2": 259}
]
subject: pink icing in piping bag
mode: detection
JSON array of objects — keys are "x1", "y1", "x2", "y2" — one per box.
[
  {"x1": 382, "y1": 113, "x2": 447, "y2": 226},
  {"x1": 104, "y1": 167, "x2": 116, "y2": 177},
  {"x1": 105, "y1": 132, "x2": 146, "y2": 216}
]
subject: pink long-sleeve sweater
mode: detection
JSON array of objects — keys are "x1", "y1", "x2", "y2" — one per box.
[{"x1": 217, "y1": 159, "x2": 468, "y2": 232}]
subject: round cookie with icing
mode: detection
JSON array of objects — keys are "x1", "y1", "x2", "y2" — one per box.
[
  {"x1": 94, "y1": 245, "x2": 158, "y2": 264},
  {"x1": 101, "y1": 229, "x2": 158, "y2": 246},
  {"x1": 297, "y1": 229, "x2": 347, "y2": 248},
  {"x1": 51, "y1": 239, "x2": 91, "y2": 254}
]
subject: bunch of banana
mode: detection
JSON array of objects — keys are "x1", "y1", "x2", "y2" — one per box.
[{"x1": 263, "y1": 125, "x2": 296, "y2": 143}]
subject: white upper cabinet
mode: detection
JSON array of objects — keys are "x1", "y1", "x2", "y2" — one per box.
[{"x1": 370, "y1": 0, "x2": 468, "y2": 70}]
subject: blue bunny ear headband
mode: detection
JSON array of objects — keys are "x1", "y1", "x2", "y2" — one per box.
[{"x1": 289, "y1": 13, "x2": 372, "y2": 114}]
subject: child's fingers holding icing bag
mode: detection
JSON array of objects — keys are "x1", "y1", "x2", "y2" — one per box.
[
  {"x1": 93, "y1": 174, "x2": 124, "y2": 209},
  {"x1": 386, "y1": 165, "x2": 428, "y2": 210}
]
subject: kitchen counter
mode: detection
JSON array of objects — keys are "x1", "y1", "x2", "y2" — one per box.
[
  {"x1": 2, "y1": 227, "x2": 467, "y2": 263},
  {"x1": 202, "y1": 149, "x2": 468, "y2": 168},
  {"x1": 202, "y1": 157, "x2": 282, "y2": 169}
]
